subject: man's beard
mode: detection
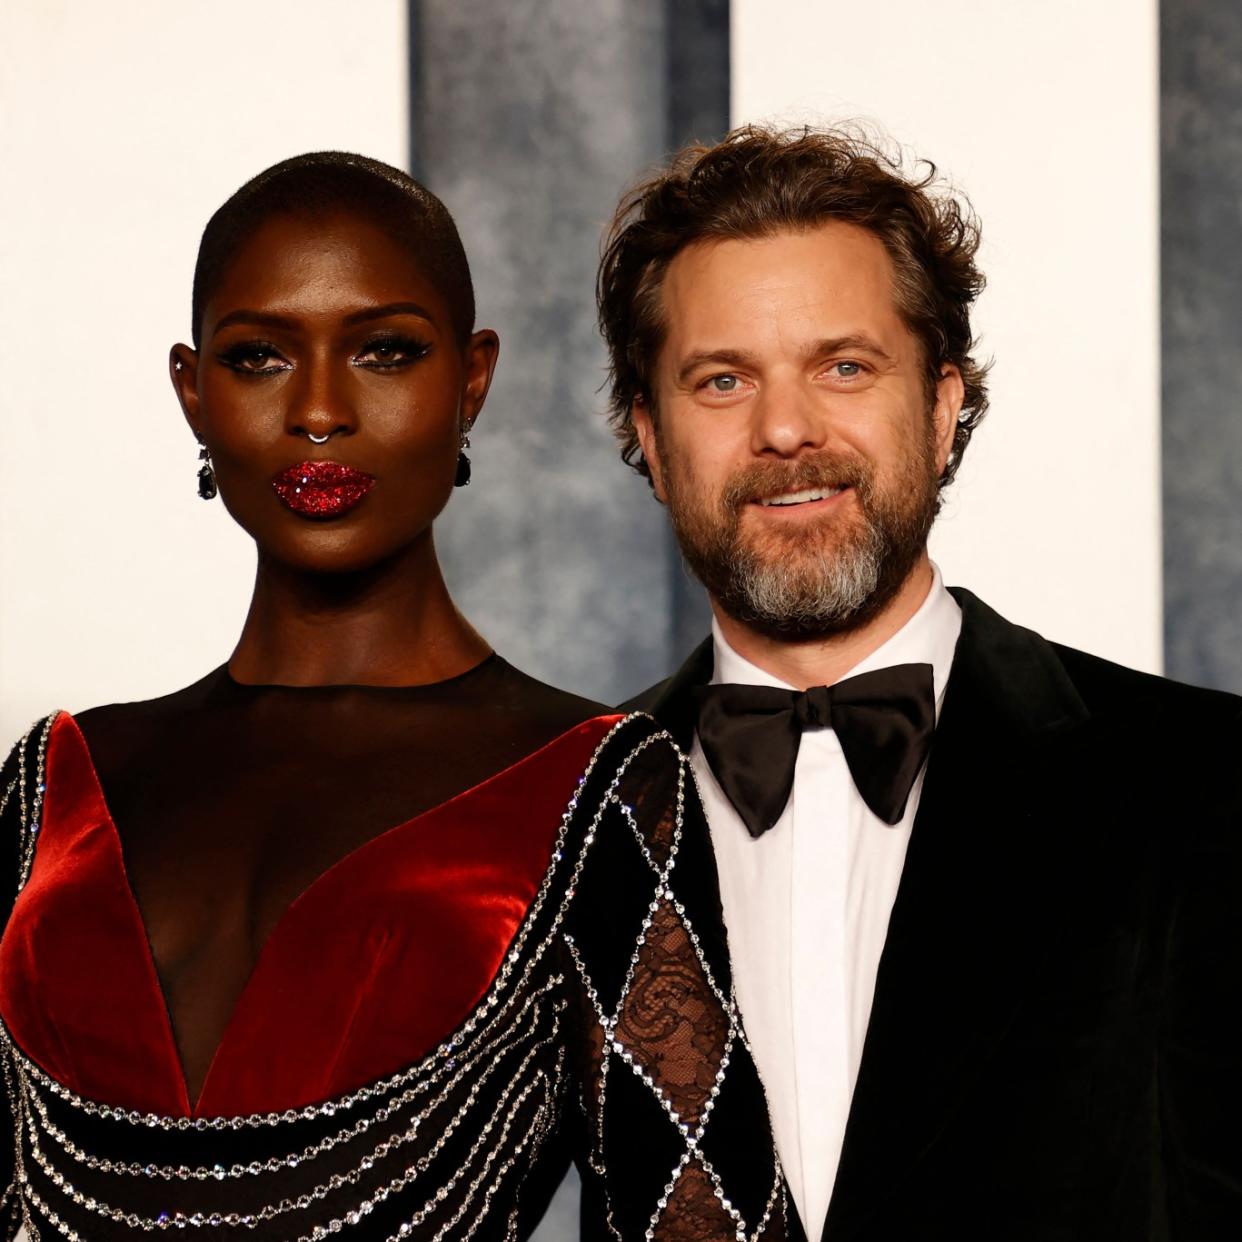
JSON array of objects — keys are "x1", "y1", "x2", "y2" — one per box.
[{"x1": 660, "y1": 430, "x2": 941, "y2": 642}]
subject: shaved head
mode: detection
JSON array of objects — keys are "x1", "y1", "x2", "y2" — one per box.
[{"x1": 191, "y1": 152, "x2": 475, "y2": 347}]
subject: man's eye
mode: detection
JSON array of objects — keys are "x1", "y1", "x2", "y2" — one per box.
[
  {"x1": 707, "y1": 374, "x2": 740, "y2": 393},
  {"x1": 831, "y1": 361, "x2": 864, "y2": 379}
]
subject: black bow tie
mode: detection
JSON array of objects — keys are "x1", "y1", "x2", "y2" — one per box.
[{"x1": 693, "y1": 664, "x2": 937, "y2": 838}]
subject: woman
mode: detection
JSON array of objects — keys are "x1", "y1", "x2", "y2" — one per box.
[{"x1": 0, "y1": 154, "x2": 785, "y2": 1240}]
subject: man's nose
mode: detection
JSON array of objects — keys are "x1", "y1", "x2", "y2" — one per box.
[{"x1": 749, "y1": 378, "x2": 827, "y2": 457}]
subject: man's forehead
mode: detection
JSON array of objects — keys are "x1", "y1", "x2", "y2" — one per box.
[{"x1": 659, "y1": 222, "x2": 904, "y2": 349}]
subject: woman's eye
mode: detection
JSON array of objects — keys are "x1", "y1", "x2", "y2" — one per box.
[
  {"x1": 219, "y1": 343, "x2": 288, "y2": 374},
  {"x1": 354, "y1": 336, "x2": 430, "y2": 369}
]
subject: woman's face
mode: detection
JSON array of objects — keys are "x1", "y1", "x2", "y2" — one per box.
[{"x1": 170, "y1": 210, "x2": 497, "y2": 575}]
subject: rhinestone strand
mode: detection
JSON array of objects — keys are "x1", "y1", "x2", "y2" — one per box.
[
  {"x1": 15, "y1": 717, "x2": 53, "y2": 893},
  {"x1": 21, "y1": 1017, "x2": 562, "y2": 1235},
  {"x1": 560, "y1": 934, "x2": 610, "y2": 1177},
  {"x1": 296, "y1": 1071, "x2": 549, "y2": 1242},
  {"x1": 23, "y1": 979, "x2": 563, "y2": 1184},
  {"x1": 0, "y1": 777, "x2": 16, "y2": 824},
  {"x1": 463, "y1": 1047, "x2": 565, "y2": 1242}
]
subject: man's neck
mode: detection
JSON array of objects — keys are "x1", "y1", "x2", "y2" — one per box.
[{"x1": 711, "y1": 555, "x2": 935, "y2": 690}]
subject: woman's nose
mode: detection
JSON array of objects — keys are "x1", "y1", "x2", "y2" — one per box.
[{"x1": 286, "y1": 353, "x2": 358, "y2": 442}]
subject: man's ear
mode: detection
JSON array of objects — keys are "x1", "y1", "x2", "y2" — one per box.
[
  {"x1": 931, "y1": 364, "x2": 965, "y2": 479},
  {"x1": 632, "y1": 397, "x2": 668, "y2": 503}
]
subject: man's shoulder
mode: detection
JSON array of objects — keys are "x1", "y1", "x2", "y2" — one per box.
[
  {"x1": 1049, "y1": 638, "x2": 1242, "y2": 727},
  {"x1": 951, "y1": 585, "x2": 1242, "y2": 730},
  {"x1": 618, "y1": 638, "x2": 714, "y2": 735},
  {"x1": 620, "y1": 671, "x2": 680, "y2": 716}
]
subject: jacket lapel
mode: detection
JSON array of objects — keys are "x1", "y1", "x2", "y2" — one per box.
[
  {"x1": 822, "y1": 589, "x2": 1094, "y2": 1240},
  {"x1": 622, "y1": 637, "x2": 714, "y2": 751}
]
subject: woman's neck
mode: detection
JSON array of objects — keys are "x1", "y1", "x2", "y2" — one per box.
[{"x1": 228, "y1": 534, "x2": 490, "y2": 687}]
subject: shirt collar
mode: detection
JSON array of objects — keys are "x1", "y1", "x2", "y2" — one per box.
[{"x1": 710, "y1": 562, "x2": 963, "y2": 716}]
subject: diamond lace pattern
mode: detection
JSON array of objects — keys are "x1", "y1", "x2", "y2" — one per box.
[
  {"x1": 615, "y1": 902, "x2": 726, "y2": 1126},
  {"x1": 567, "y1": 735, "x2": 785, "y2": 1240}
]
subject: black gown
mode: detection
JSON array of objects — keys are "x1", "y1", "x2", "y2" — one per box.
[{"x1": 0, "y1": 659, "x2": 789, "y2": 1240}]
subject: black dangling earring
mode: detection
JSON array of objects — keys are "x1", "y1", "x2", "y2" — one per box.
[
  {"x1": 196, "y1": 437, "x2": 218, "y2": 500},
  {"x1": 454, "y1": 422, "x2": 472, "y2": 487}
]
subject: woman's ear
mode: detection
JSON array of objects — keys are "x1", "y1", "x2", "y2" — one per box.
[
  {"x1": 170, "y1": 344, "x2": 201, "y2": 434},
  {"x1": 461, "y1": 329, "x2": 500, "y2": 426}
]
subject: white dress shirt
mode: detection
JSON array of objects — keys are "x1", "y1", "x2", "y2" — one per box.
[{"x1": 690, "y1": 565, "x2": 961, "y2": 1238}]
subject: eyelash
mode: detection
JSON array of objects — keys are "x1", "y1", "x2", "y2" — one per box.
[
  {"x1": 354, "y1": 333, "x2": 431, "y2": 369},
  {"x1": 217, "y1": 334, "x2": 432, "y2": 376},
  {"x1": 696, "y1": 361, "x2": 869, "y2": 393},
  {"x1": 218, "y1": 340, "x2": 286, "y2": 375}
]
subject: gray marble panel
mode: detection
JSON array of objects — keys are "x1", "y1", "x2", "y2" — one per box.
[
  {"x1": 1162, "y1": 0, "x2": 1242, "y2": 692},
  {"x1": 411, "y1": 5, "x2": 729, "y2": 1233},
  {"x1": 415, "y1": 0, "x2": 675, "y2": 706}
]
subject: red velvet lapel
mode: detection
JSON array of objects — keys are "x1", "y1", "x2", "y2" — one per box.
[{"x1": 0, "y1": 713, "x2": 190, "y2": 1114}]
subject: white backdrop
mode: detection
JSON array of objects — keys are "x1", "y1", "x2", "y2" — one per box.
[
  {"x1": 1, "y1": 2, "x2": 1161, "y2": 740},
  {"x1": 0, "y1": 0, "x2": 409, "y2": 738},
  {"x1": 733, "y1": 0, "x2": 1162, "y2": 673}
]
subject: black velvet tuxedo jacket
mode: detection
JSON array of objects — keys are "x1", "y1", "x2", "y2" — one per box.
[{"x1": 622, "y1": 588, "x2": 1242, "y2": 1242}]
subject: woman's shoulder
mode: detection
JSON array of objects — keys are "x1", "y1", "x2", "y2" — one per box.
[
  {"x1": 482, "y1": 658, "x2": 606, "y2": 728},
  {"x1": 62, "y1": 668, "x2": 226, "y2": 779},
  {"x1": 487, "y1": 657, "x2": 673, "y2": 727}
]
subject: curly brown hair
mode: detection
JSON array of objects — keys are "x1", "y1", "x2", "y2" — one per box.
[{"x1": 597, "y1": 124, "x2": 990, "y2": 487}]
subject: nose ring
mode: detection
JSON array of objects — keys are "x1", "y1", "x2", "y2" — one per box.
[{"x1": 307, "y1": 433, "x2": 331, "y2": 445}]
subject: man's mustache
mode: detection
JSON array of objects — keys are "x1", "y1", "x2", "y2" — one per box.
[{"x1": 720, "y1": 453, "x2": 874, "y2": 512}]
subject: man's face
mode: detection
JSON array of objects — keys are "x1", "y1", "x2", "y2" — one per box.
[{"x1": 635, "y1": 222, "x2": 963, "y2": 641}]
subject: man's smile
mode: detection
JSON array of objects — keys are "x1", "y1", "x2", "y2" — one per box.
[{"x1": 756, "y1": 485, "x2": 847, "y2": 507}]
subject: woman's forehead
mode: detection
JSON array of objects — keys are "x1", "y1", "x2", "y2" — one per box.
[{"x1": 204, "y1": 211, "x2": 451, "y2": 327}]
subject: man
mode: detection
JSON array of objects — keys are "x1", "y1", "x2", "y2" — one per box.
[{"x1": 598, "y1": 126, "x2": 1242, "y2": 1240}]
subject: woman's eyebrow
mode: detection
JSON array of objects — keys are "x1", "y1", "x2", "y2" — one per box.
[
  {"x1": 342, "y1": 301, "x2": 436, "y2": 326},
  {"x1": 211, "y1": 309, "x2": 299, "y2": 334}
]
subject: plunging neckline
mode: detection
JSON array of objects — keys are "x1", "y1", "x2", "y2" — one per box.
[{"x1": 7, "y1": 710, "x2": 619, "y2": 1117}]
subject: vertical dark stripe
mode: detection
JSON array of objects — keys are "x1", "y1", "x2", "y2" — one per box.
[
  {"x1": 665, "y1": 0, "x2": 730, "y2": 661},
  {"x1": 1161, "y1": 1, "x2": 1242, "y2": 693},
  {"x1": 666, "y1": 0, "x2": 731, "y2": 151},
  {"x1": 411, "y1": 0, "x2": 676, "y2": 709},
  {"x1": 408, "y1": 1, "x2": 730, "y2": 707},
  {"x1": 405, "y1": 7, "x2": 729, "y2": 1235},
  {"x1": 406, "y1": 0, "x2": 423, "y2": 181}
]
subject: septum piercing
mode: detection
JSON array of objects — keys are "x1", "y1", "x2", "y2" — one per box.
[{"x1": 307, "y1": 433, "x2": 331, "y2": 445}]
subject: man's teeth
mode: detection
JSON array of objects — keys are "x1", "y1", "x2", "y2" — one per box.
[{"x1": 758, "y1": 487, "x2": 844, "y2": 507}]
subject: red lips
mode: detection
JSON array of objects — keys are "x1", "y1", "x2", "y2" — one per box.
[{"x1": 272, "y1": 461, "x2": 374, "y2": 518}]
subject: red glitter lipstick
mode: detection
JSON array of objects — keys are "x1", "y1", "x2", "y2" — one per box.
[{"x1": 272, "y1": 461, "x2": 374, "y2": 518}]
